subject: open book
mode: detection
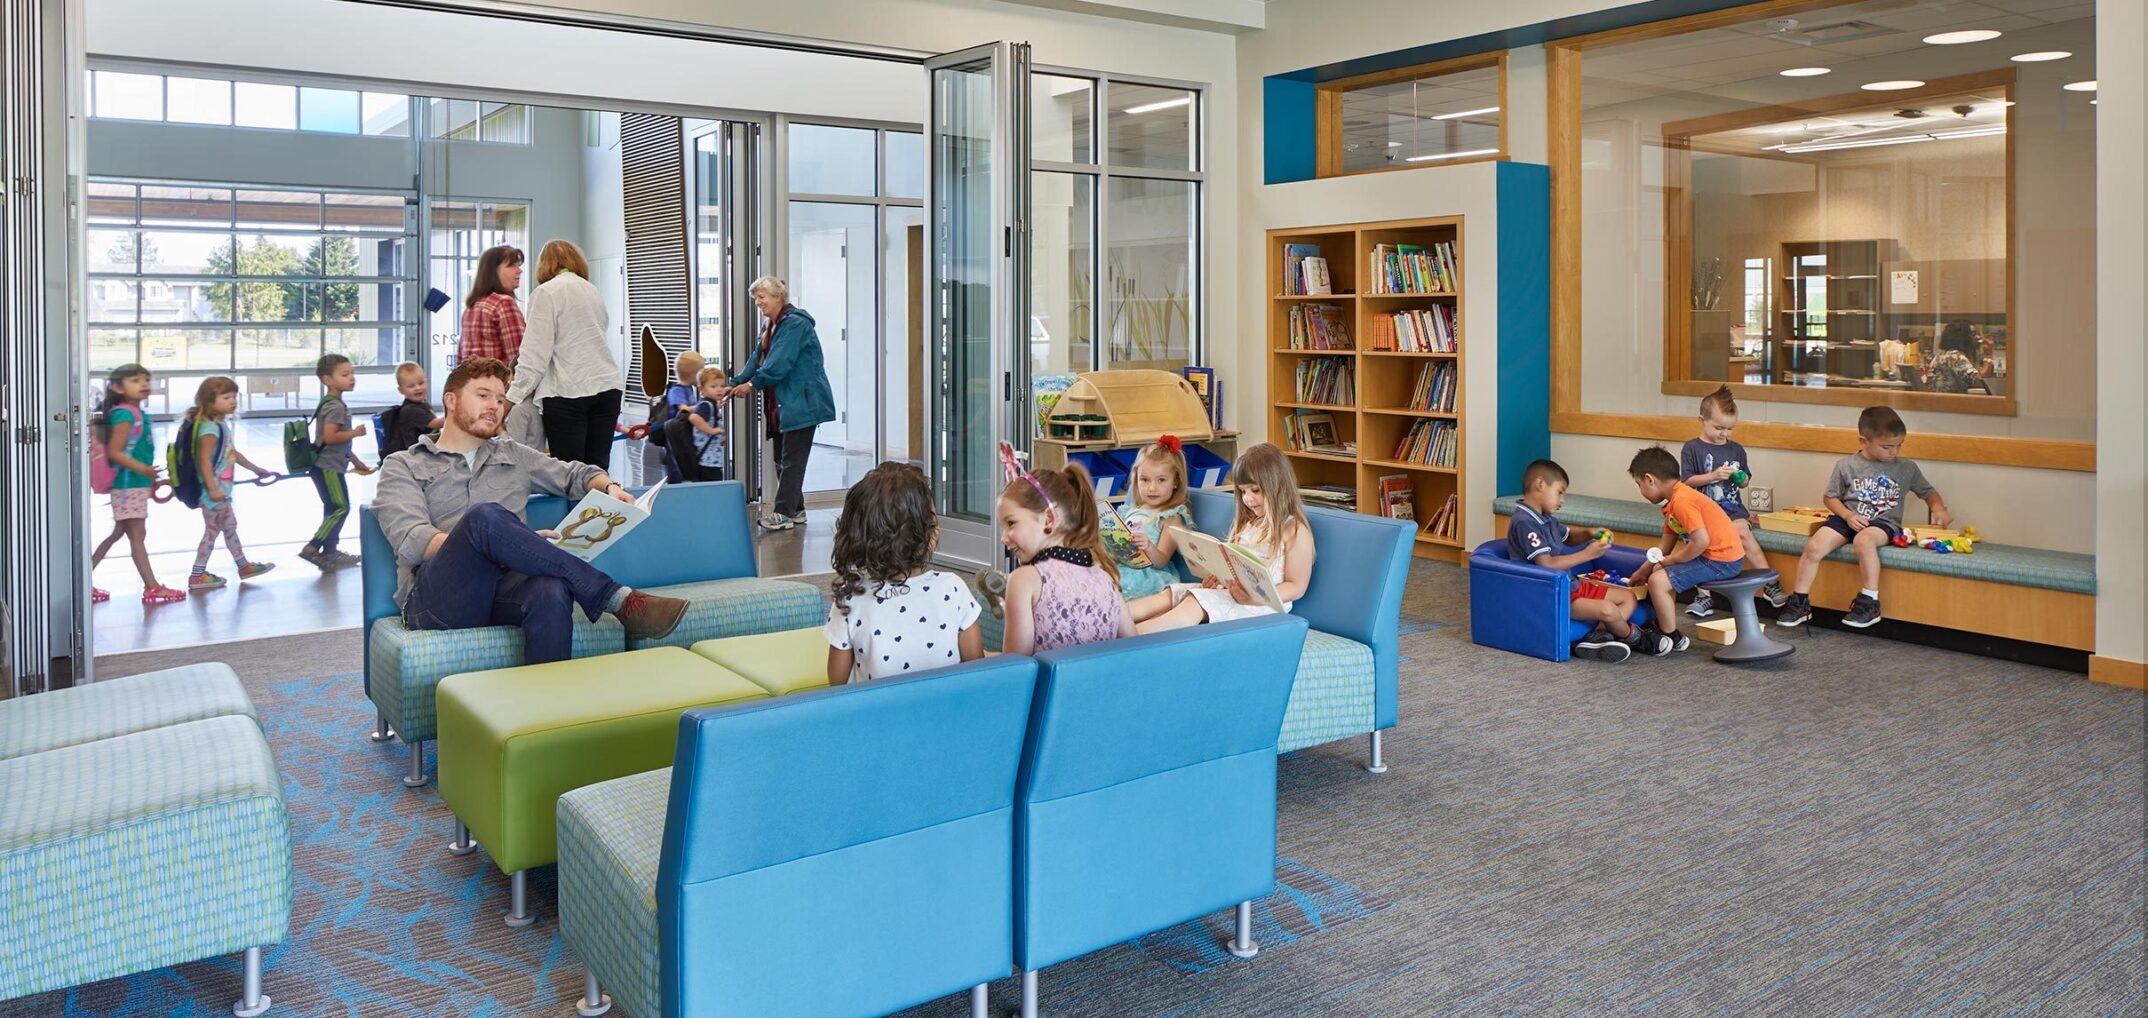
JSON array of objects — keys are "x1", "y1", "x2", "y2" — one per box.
[
  {"x1": 1167, "y1": 524, "x2": 1285, "y2": 613},
  {"x1": 549, "y1": 480, "x2": 664, "y2": 561},
  {"x1": 1096, "y1": 500, "x2": 1153, "y2": 569}
]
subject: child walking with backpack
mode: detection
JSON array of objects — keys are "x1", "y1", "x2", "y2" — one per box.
[
  {"x1": 182, "y1": 376, "x2": 277, "y2": 591},
  {"x1": 87, "y1": 363, "x2": 181, "y2": 604},
  {"x1": 299, "y1": 354, "x2": 367, "y2": 569}
]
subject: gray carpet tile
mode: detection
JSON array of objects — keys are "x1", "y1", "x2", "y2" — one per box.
[{"x1": 16, "y1": 559, "x2": 2144, "y2": 1017}]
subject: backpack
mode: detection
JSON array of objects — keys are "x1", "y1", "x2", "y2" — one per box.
[
  {"x1": 88, "y1": 402, "x2": 137, "y2": 494},
  {"x1": 283, "y1": 400, "x2": 326, "y2": 473},
  {"x1": 165, "y1": 415, "x2": 225, "y2": 510}
]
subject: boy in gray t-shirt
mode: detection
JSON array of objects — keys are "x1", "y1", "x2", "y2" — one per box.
[
  {"x1": 301, "y1": 353, "x2": 370, "y2": 569},
  {"x1": 1777, "y1": 406, "x2": 1952, "y2": 631}
]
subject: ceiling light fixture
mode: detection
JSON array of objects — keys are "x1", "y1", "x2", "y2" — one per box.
[
  {"x1": 1404, "y1": 147, "x2": 1500, "y2": 163},
  {"x1": 2011, "y1": 51, "x2": 2071, "y2": 62},
  {"x1": 1923, "y1": 29, "x2": 2000, "y2": 45},
  {"x1": 2062, "y1": 80, "x2": 2097, "y2": 92},
  {"x1": 1862, "y1": 80, "x2": 1926, "y2": 91},
  {"x1": 1769, "y1": 123, "x2": 2005, "y2": 155},
  {"x1": 1431, "y1": 105, "x2": 1499, "y2": 120},
  {"x1": 1780, "y1": 67, "x2": 1831, "y2": 77},
  {"x1": 1121, "y1": 96, "x2": 1192, "y2": 115}
]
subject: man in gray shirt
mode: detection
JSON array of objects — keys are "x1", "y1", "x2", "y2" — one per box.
[{"x1": 372, "y1": 356, "x2": 686, "y2": 663}]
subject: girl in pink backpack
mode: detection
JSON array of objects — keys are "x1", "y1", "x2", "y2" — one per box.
[{"x1": 88, "y1": 364, "x2": 182, "y2": 604}]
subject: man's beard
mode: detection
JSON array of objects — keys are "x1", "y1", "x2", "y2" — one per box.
[{"x1": 456, "y1": 404, "x2": 501, "y2": 439}]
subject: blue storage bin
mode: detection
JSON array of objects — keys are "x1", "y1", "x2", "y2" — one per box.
[
  {"x1": 1066, "y1": 451, "x2": 1129, "y2": 498},
  {"x1": 1183, "y1": 443, "x2": 1231, "y2": 488}
]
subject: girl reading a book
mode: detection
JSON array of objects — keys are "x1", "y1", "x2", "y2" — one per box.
[
  {"x1": 1112, "y1": 435, "x2": 1196, "y2": 600},
  {"x1": 998, "y1": 459, "x2": 1136, "y2": 654},
  {"x1": 1129, "y1": 442, "x2": 1315, "y2": 634}
]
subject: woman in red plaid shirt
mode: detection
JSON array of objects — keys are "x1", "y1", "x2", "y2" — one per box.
[{"x1": 458, "y1": 245, "x2": 526, "y2": 366}]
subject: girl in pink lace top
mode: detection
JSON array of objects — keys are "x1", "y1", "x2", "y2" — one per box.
[{"x1": 999, "y1": 460, "x2": 1136, "y2": 654}]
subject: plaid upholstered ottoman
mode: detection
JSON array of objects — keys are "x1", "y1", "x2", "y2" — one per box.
[
  {"x1": 0, "y1": 714, "x2": 291, "y2": 1015},
  {"x1": 0, "y1": 662, "x2": 254, "y2": 761}
]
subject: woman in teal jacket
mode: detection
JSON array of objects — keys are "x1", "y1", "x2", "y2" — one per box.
[{"x1": 727, "y1": 275, "x2": 837, "y2": 530}]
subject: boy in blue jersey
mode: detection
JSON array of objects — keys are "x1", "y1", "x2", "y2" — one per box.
[{"x1": 1508, "y1": 459, "x2": 1652, "y2": 661}]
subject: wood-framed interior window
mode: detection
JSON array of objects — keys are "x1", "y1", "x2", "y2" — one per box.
[
  {"x1": 1317, "y1": 52, "x2": 1507, "y2": 178},
  {"x1": 1662, "y1": 70, "x2": 2017, "y2": 416}
]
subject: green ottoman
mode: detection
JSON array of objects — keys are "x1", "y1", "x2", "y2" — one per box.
[
  {"x1": 435, "y1": 647, "x2": 768, "y2": 927},
  {"x1": 689, "y1": 626, "x2": 831, "y2": 696}
]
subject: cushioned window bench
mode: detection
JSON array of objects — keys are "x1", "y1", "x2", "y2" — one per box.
[{"x1": 1490, "y1": 494, "x2": 2096, "y2": 654}]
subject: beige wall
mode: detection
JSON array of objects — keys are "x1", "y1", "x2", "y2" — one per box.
[{"x1": 2093, "y1": 0, "x2": 2146, "y2": 668}]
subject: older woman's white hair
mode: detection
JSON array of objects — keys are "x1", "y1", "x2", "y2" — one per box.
[{"x1": 748, "y1": 275, "x2": 789, "y2": 301}]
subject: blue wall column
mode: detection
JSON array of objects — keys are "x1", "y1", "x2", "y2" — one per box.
[{"x1": 1494, "y1": 161, "x2": 1551, "y2": 497}]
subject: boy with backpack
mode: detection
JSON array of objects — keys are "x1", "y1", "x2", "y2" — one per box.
[{"x1": 297, "y1": 354, "x2": 367, "y2": 569}]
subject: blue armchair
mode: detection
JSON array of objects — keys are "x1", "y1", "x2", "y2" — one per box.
[
  {"x1": 357, "y1": 479, "x2": 823, "y2": 787},
  {"x1": 1183, "y1": 489, "x2": 1412, "y2": 769},
  {"x1": 557, "y1": 654, "x2": 1039, "y2": 1018},
  {"x1": 1014, "y1": 615, "x2": 1308, "y2": 1017},
  {"x1": 1468, "y1": 540, "x2": 1655, "y2": 662}
]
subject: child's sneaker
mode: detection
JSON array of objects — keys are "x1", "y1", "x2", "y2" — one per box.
[
  {"x1": 1760, "y1": 581, "x2": 1790, "y2": 607},
  {"x1": 187, "y1": 572, "x2": 227, "y2": 590},
  {"x1": 320, "y1": 550, "x2": 361, "y2": 569},
  {"x1": 1685, "y1": 590, "x2": 1716, "y2": 618},
  {"x1": 1775, "y1": 593, "x2": 1812, "y2": 627},
  {"x1": 298, "y1": 546, "x2": 325, "y2": 567},
  {"x1": 237, "y1": 562, "x2": 276, "y2": 580},
  {"x1": 1662, "y1": 629, "x2": 1692, "y2": 653},
  {"x1": 1843, "y1": 593, "x2": 1883, "y2": 628},
  {"x1": 1627, "y1": 627, "x2": 1669, "y2": 657},
  {"x1": 1576, "y1": 628, "x2": 1632, "y2": 663}
]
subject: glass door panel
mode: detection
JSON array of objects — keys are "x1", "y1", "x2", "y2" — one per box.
[{"x1": 926, "y1": 42, "x2": 1030, "y2": 569}]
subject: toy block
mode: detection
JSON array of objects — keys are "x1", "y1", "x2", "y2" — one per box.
[{"x1": 1694, "y1": 617, "x2": 1744, "y2": 645}]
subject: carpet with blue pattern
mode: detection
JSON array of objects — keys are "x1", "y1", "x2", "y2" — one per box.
[{"x1": 8, "y1": 560, "x2": 2144, "y2": 1016}]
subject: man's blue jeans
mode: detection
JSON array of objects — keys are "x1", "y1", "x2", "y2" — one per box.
[{"x1": 403, "y1": 502, "x2": 622, "y2": 664}]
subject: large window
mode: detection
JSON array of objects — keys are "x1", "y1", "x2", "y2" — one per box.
[
  {"x1": 87, "y1": 180, "x2": 411, "y2": 410},
  {"x1": 425, "y1": 198, "x2": 531, "y2": 382},
  {"x1": 1031, "y1": 71, "x2": 1206, "y2": 377},
  {"x1": 1561, "y1": 0, "x2": 2094, "y2": 429},
  {"x1": 88, "y1": 70, "x2": 415, "y2": 137},
  {"x1": 1320, "y1": 54, "x2": 1506, "y2": 175}
]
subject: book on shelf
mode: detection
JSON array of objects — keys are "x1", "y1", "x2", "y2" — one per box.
[
  {"x1": 1369, "y1": 306, "x2": 1458, "y2": 353},
  {"x1": 1282, "y1": 243, "x2": 1320, "y2": 295},
  {"x1": 1302, "y1": 257, "x2": 1332, "y2": 295},
  {"x1": 1423, "y1": 493, "x2": 1460, "y2": 541},
  {"x1": 1393, "y1": 419, "x2": 1458, "y2": 468},
  {"x1": 1287, "y1": 303, "x2": 1352, "y2": 350},
  {"x1": 1410, "y1": 361, "x2": 1458, "y2": 412},
  {"x1": 1280, "y1": 410, "x2": 1352, "y2": 455},
  {"x1": 1292, "y1": 357, "x2": 1355, "y2": 405},
  {"x1": 1302, "y1": 484, "x2": 1357, "y2": 512},
  {"x1": 1369, "y1": 240, "x2": 1459, "y2": 294},
  {"x1": 1180, "y1": 366, "x2": 1218, "y2": 429},
  {"x1": 1168, "y1": 526, "x2": 1286, "y2": 613},
  {"x1": 1377, "y1": 474, "x2": 1415, "y2": 521}
]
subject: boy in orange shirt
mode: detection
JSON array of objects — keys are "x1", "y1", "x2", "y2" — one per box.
[{"x1": 1625, "y1": 445, "x2": 1745, "y2": 654}]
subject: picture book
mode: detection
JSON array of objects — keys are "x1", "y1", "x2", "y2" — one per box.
[
  {"x1": 1378, "y1": 474, "x2": 1415, "y2": 521},
  {"x1": 1180, "y1": 366, "x2": 1217, "y2": 430},
  {"x1": 549, "y1": 480, "x2": 665, "y2": 561},
  {"x1": 1097, "y1": 499, "x2": 1153, "y2": 569},
  {"x1": 1169, "y1": 525, "x2": 1286, "y2": 613}
]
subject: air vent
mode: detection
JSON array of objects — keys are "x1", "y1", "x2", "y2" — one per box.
[{"x1": 1766, "y1": 19, "x2": 1896, "y2": 47}]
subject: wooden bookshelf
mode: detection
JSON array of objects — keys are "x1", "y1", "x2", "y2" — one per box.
[{"x1": 1269, "y1": 216, "x2": 1466, "y2": 561}]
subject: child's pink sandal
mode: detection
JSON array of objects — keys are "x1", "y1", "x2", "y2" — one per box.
[
  {"x1": 91, "y1": 587, "x2": 111, "y2": 603},
  {"x1": 141, "y1": 584, "x2": 187, "y2": 605}
]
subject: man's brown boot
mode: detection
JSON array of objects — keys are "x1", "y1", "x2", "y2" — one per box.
[{"x1": 615, "y1": 590, "x2": 689, "y2": 641}]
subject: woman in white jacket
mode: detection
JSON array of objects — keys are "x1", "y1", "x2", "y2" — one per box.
[{"x1": 506, "y1": 240, "x2": 624, "y2": 467}]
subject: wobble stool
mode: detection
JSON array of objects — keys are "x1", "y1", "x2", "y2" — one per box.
[{"x1": 1697, "y1": 569, "x2": 1795, "y2": 663}]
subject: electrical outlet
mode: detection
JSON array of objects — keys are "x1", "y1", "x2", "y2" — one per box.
[{"x1": 1748, "y1": 486, "x2": 1774, "y2": 513}]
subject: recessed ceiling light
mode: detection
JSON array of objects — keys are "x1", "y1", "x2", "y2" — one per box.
[
  {"x1": 1403, "y1": 148, "x2": 1500, "y2": 164},
  {"x1": 1387, "y1": 141, "x2": 1403, "y2": 147},
  {"x1": 1431, "y1": 105, "x2": 1499, "y2": 121},
  {"x1": 1780, "y1": 67, "x2": 1831, "y2": 77},
  {"x1": 2063, "y1": 80, "x2": 2097, "y2": 92},
  {"x1": 1924, "y1": 30, "x2": 2000, "y2": 45},
  {"x1": 2011, "y1": 51, "x2": 2071, "y2": 62},
  {"x1": 1862, "y1": 80, "x2": 1926, "y2": 91}
]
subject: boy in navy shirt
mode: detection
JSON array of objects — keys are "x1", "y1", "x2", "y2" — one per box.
[
  {"x1": 1679, "y1": 385, "x2": 1789, "y2": 616},
  {"x1": 1508, "y1": 459, "x2": 1649, "y2": 661}
]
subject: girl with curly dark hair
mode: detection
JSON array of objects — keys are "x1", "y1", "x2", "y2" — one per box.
[{"x1": 825, "y1": 461, "x2": 985, "y2": 684}]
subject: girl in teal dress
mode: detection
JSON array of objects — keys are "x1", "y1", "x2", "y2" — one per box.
[{"x1": 1108, "y1": 437, "x2": 1195, "y2": 600}]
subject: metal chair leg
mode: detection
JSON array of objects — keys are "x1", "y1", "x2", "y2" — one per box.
[
  {"x1": 447, "y1": 820, "x2": 476, "y2": 856},
  {"x1": 1364, "y1": 731, "x2": 1389, "y2": 774},
  {"x1": 367, "y1": 710, "x2": 395, "y2": 742},
  {"x1": 1228, "y1": 900, "x2": 1260, "y2": 959},
  {"x1": 231, "y1": 946, "x2": 270, "y2": 1017},
  {"x1": 576, "y1": 968, "x2": 612, "y2": 1016},
  {"x1": 1020, "y1": 969, "x2": 1039, "y2": 1018},
  {"x1": 505, "y1": 869, "x2": 533, "y2": 927},
  {"x1": 970, "y1": 983, "x2": 988, "y2": 1018},
  {"x1": 403, "y1": 740, "x2": 428, "y2": 788}
]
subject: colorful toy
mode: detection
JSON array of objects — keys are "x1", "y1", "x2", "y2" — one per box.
[
  {"x1": 1891, "y1": 532, "x2": 1911, "y2": 548},
  {"x1": 1727, "y1": 461, "x2": 1749, "y2": 487},
  {"x1": 1594, "y1": 529, "x2": 1612, "y2": 544},
  {"x1": 1645, "y1": 546, "x2": 1665, "y2": 565}
]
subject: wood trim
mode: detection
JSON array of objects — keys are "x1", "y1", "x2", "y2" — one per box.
[
  {"x1": 1550, "y1": 410, "x2": 2095, "y2": 472},
  {"x1": 2088, "y1": 656, "x2": 2148, "y2": 691},
  {"x1": 1548, "y1": 43, "x2": 1582, "y2": 415},
  {"x1": 1659, "y1": 379, "x2": 2018, "y2": 416},
  {"x1": 1315, "y1": 51, "x2": 1508, "y2": 180}
]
